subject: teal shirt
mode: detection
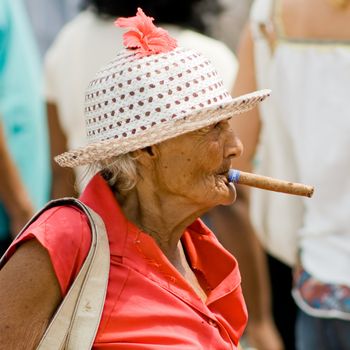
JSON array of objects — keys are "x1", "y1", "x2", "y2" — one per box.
[{"x1": 0, "y1": 0, "x2": 51, "y2": 238}]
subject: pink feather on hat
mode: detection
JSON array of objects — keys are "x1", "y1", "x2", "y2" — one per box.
[{"x1": 115, "y1": 7, "x2": 177, "y2": 57}]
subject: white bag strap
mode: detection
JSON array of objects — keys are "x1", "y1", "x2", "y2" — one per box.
[
  {"x1": 65, "y1": 202, "x2": 110, "y2": 349},
  {"x1": 0, "y1": 198, "x2": 110, "y2": 350},
  {"x1": 250, "y1": 0, "x2": 275, "y2": 39},
  {"x1": 249, "y1": 0, "x2": 275, "y2": 90}
]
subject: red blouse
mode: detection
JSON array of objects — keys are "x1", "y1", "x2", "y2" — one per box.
[{"x1": 7, "y1": 174, "x2": 248, "y2": 349}]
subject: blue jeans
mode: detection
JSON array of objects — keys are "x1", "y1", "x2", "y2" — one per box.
[{"x1": 296, "y1": 308, "x2": 350, "y2": 350}]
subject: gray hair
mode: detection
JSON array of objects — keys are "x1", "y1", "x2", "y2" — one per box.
[{"x1": 91, "y1": 153, "x2": 138, "y2": 192}]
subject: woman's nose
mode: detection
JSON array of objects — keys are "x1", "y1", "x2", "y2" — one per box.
[{"x1": 225, "y1": 134, "x2": 243, "y2": 159}]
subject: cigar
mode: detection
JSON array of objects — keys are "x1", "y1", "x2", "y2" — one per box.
[{"x1": 228, "y1": 169, "x2": 314, "y2": 198}]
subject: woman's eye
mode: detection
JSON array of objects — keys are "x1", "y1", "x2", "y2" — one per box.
[
  {"x1": 211, "y1": 122, "x2": 222, "y2": 131},
  {"x1": 198, "y1": 122, "x2": 221, "y2": 134}
]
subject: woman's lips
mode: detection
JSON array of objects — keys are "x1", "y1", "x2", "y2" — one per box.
[
  {"x1": 217, "y1": 170, "x2": 230, "y2": 181},
  {"x1": 215, "y1": 172, "x2": 230, "y2": 185}
]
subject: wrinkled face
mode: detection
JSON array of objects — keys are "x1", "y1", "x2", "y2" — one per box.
[{"x1": 154, "y1": 119, "x2": 243, "y2": 209}]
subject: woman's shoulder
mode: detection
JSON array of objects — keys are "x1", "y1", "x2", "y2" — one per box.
[
  {"x1": 7, "y1": 204, "x2": 92, "y2": 295},
  {"x1": 22, "y1": 204, "x2": 91, "y2": 241},
  {"x1": 29, "y1": 203, "x2": 88, "y2": 226}
]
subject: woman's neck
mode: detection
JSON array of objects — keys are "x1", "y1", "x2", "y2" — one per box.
[{"x1": 116, "y1": 181, "x2": 205, "y2": 260}]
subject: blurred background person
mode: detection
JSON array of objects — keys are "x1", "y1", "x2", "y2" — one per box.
[
  {"x1": 45, "y1": 0, "x2": 237, "y2": 198},
  {"x1": 209, "y1": 0, "x2": 350, "y2": 349},
  {"x1": 0, "y1": 0, "x2": 51, "y2": 253}
]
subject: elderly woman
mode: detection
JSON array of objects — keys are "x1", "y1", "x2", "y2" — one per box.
[{"x1": 0, "y1": 9, "x2": 269, "y2": 350}]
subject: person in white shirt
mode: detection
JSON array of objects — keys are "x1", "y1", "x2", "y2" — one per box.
[{"x1": 221, "y1": 0, "x2": 350, "y2": 349}]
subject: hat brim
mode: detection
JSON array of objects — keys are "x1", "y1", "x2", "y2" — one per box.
[{"x1": 55, "y1": 89, "x2": 270, "y2": 167}]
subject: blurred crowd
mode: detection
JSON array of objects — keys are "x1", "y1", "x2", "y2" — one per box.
[{"x1": 1, "y1": 0, "x2": 350, "y2": 349}]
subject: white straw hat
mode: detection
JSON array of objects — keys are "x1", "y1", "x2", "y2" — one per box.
[{"x1": 55, "y1": 8, "x2": 270, "y2": 168}]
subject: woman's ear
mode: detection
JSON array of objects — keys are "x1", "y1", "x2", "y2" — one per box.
[
  {"x1": 132, "y1": 145, "x2": 158, "y2": 166},
  {"x1": 143, "y1": 146, "x2": 155, "y2": 157}
]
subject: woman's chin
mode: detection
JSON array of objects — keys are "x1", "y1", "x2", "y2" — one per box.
[{"x1": 217, "y1": 182, "x2": 237, "y2": 206}]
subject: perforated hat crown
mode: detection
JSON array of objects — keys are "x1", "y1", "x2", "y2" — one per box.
[{"x1": 55, "y1": 8, "x2": 270, "y2": 167}]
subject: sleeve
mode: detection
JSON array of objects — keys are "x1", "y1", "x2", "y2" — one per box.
[{"x1": 5, "y1": 205, "x2": 92, "y2": 296}]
